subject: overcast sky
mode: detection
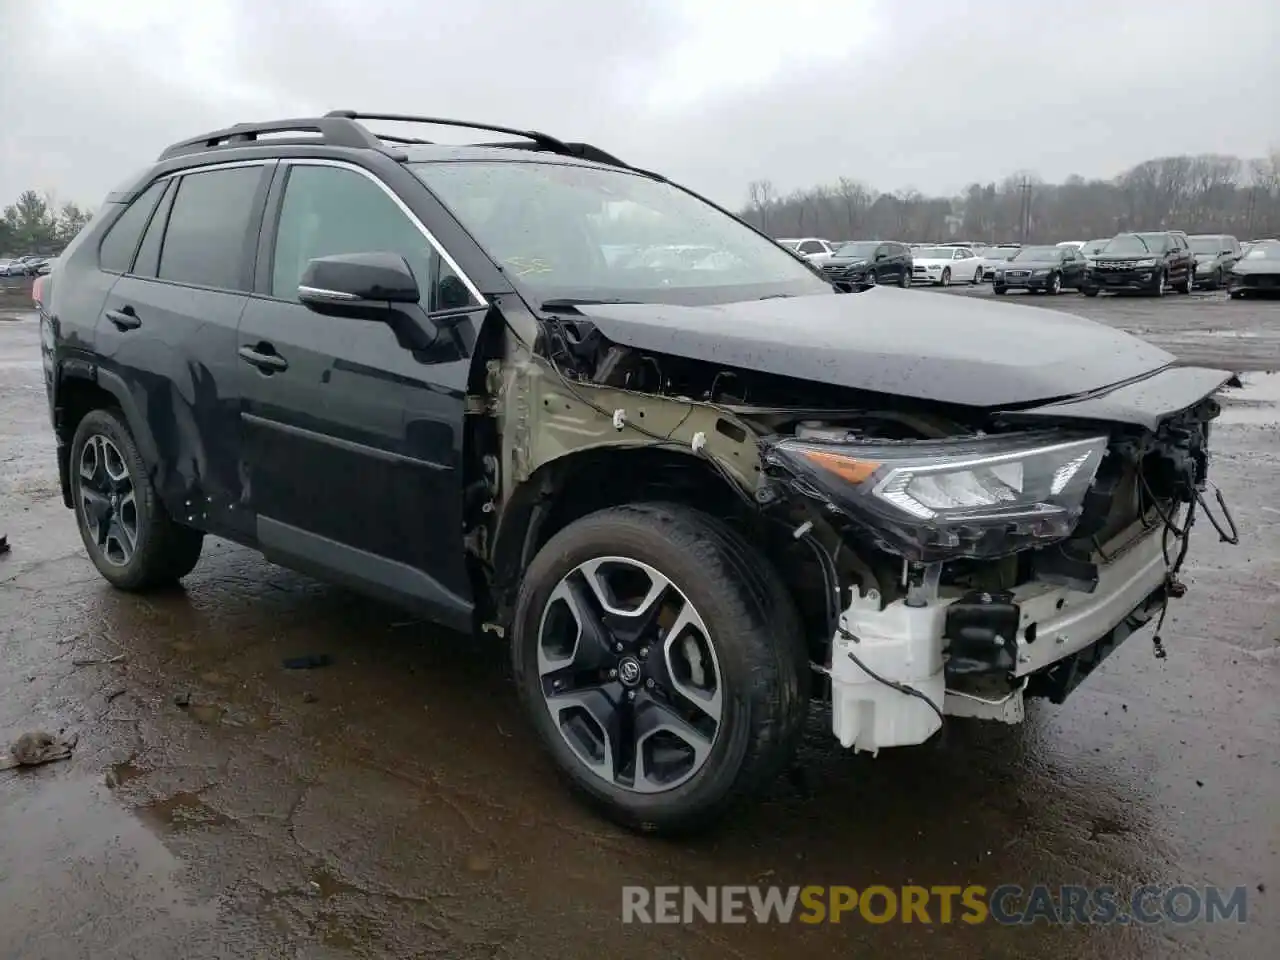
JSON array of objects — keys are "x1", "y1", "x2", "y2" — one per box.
[{"x1": 2, "y1": 0, "x2": 1277, "y2": 211}]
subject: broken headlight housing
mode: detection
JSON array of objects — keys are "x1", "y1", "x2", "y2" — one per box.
[{"x1": 765, "y1": 431, "x2": 1108, "y2": 561}]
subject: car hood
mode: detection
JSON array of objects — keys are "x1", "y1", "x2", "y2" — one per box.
[
  {"x1": 573, "y1": 288, "x2": 1176, "y2": 408},
  {"x1": 913, "y1": 257, "x2": 958, "y2": 267},
  {"x1": 1093, "y1": 251, "x2": 1161, "y2": 260},
  {"x1": 825, "y1": 256, "x2": 872, "y2": 267},
  {"x1": 1000, "y1": 259, "x2": 1059, "y2": 269}
]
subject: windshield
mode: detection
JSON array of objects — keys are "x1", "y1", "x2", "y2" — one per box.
[
  {"x1": 1189, "y1": 236, "x2": 1224, "y2": 254},
  {"x1": 1010, "y1": 246, "x2": 1061, "y2": 261},
  {"x1": 833, "y1": 241, "x2": 879, "y2": 258},
  {"x1": 1104, "y1": 234, "x2": 1159, "y2": 254},
  {"x1": 1082, "y1": 239, "x2": 1110, "y2": 255},
  {"x1": 1244, "y1": 243, "x2": 1280, "y2": 260},
  {"x1": 411, "y1": 162, "x2": 829, "y2": 304}
]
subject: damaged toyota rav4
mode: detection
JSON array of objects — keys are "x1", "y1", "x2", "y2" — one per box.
[{"x1": 42, "y1": 112, "x2": 1238, "y2": 834}]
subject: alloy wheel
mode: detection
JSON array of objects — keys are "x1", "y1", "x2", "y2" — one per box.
[
  {"x1": 78, "y1": 434, "x2": 138, "y2": 566},
  {"x1": 537, "y1": 556, "x2": 722, "y2": 794}
]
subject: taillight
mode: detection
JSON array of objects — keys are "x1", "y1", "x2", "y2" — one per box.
[{"x1": 32, "y1": 276, "x2": 45, "y2": 307}]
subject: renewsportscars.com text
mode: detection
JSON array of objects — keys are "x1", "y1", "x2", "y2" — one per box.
[{"x1": 621, "y1": 884, "x2": 1249, "y2": 926}]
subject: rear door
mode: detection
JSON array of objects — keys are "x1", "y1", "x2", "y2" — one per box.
[
  {"x1": 94, "y1": 161, "x2": 272, "y2": 537},
  {"x1": 235, "y1": 159, "x2": 484, "y2": 629}
]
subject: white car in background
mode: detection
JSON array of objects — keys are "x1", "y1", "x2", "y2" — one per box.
[
  {"x1": 977, "y1": 244, "x2": 1022, "y2": 281},
  {"x1": 776, "y1": 237, "x2": 838, "y2": 265},
  {"x1": 910, "y1": 245, "x2": 983, "y2": 286},
  {"x1": 1056, "y1": 241, "x2": 1086, "y2": 250}
]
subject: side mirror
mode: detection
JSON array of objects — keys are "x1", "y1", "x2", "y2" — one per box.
[{"x1": 298, "y1": 252, "x2": 420, "y2": 318}]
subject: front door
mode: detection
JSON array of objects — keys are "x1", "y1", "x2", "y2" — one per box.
[{"x1": 236, "y1": 160, "x2": 485, "y2": 630}]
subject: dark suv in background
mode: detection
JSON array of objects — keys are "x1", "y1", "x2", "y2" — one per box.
[
  {"x1": 38, "y1": 111, "x2": 1234, "y2": 834},
  {"x1": 820, "y1": 240, "x2": 912, "y2": 289},
  {"x1": 1081, "y1": 231, "x2": 1195, "y2": 297}
]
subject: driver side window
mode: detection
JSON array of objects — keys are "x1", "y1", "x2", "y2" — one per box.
[{"x1": 271, "y1": 164, "x2": 475, "y2": 311}]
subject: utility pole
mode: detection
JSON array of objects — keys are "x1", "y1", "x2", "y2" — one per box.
[{"x1": 1018, "y1": 178, "x2": 1033, "y2": 243}]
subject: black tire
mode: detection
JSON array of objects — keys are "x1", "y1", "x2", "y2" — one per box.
[
  {"x1": 1082, "y1": 286, "x2": 1100, "y2": 297},
  {"x1": 993, "y1": 285, "x2": 1008, "y2": 295},
  {"x1": 70, "y1": 408, "x2": 204, "y2": 590},
  {"x1": 1047, "y1": 272, "x2": 1062, "y2": 295},
  {"x1": 898, "y1": 269, "x2": 911, "y2": 288},
  {"x1": 1177, "y1": 268, "x2": 1194, "y2": 294},
  {"x1": 511, "y1": 502, "x2": 809, "y2": 835},
  {"x1": 971, "y1": 267, "x2": 982, "y2": 285},
  {"x1": 939, "y1": 268, "x2": 951, "y2": 287},
  {"x1": 1150, "y1": 270, "x2": 1166, "y2": 297},
  {"x1": 863, "y1": 270, "x2": 877, "y2": 289}
]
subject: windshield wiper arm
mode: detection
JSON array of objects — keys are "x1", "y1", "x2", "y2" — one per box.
[{"x1": 541, "y1": 297, "x2": 639, "y2": 310}]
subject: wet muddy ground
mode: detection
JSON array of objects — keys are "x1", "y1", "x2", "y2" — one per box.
[{"x1": 1, "y1": 295, "x2": 1277, "y2": 959}]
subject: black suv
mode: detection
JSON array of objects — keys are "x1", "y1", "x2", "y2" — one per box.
[
  {"x1": 41, "y1": 111, "x2": 1233, "y2": 834},
  {"x1": 1081, "y1": 231, "x2": 1196, "y2": 296},
  {"x1": 820, "y1": 240, "x2": 912, "y2": 289}
]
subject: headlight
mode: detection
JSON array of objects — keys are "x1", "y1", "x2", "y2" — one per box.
[
  {"x1": 1135, "y1": 258, "x2": 1157, "y2": 267},
  {"x1": 763, "y1": 432, "x2": 1108, "y2": 561}
]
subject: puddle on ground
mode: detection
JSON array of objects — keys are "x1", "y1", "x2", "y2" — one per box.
[
  {"x1": 105, "y1": 758, "x2": 147, "y2": 789},
  {"x1": 136, "y1": 790, "x2": 232, "y2": 831}
]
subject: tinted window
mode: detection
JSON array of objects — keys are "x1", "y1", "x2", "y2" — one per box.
[
  {"x1": 98, "y1": 180, "x2": 167, "y2": 273},
  {"x1": 158, "y1": 166, "x2": 263, "y2": 289},
  {"x1": 799, "y1": 240, "x2": 824, "y2": 254},
  {"x1": 132, "y1": 180, "x2": 176, "y2": 278},
  {"x1": 270, "y1": 164, "x2": 472, "y2": 312}
]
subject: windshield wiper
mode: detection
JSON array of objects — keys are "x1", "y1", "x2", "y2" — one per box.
[{"x1": 540, "y1": 297, "x2": 639, "y2": 310}]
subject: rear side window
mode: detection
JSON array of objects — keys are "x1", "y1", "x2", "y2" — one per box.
[
  {"x1": 98, "y1": 180, "x2": 167, "y2": 273},
  {"x1": 158, "y1": 166, "x2": 263, "y2": 290},
  {"x1": 132, "y1": 180, "x2": 177, "y2": 279}
]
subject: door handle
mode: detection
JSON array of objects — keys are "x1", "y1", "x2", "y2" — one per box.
[
  {"x1": 105, "y1": 307, "x2": 140, "y2": 331},
  {"x1": 238, "y1": 344, "x2": 288, "y2": 373}
]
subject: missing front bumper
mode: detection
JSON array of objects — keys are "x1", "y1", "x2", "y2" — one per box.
[{"x1": 828, "y1": 521, "x2": 1172, "y2": 752}]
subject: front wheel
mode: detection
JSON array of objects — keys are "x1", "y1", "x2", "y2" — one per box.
[
  {"x1": 511, "y1": 503, "x2": 808, "y2": 835},
  {"x1": 939, "y1": 268, "x2": 951, "y2": 287},
  {"x1": 1177, "y1": 268, "x2": 1194, "y2": 294},
  {"x1": 993, "y1": 285, "x2": 1008, "y2": 295},
  {"x1": 1047, "y1": 273, "x2": 1062, "y2": 295},
  {"x1": 898, "y1": 269, "x2": 911, "y2": 288},
  {"x1": 1151, "y1": 271, "x2": 1167, "y2": 297},
  {"x1": 70, "y1": 408, "x2": 204, "y2": 590},
  {"x1": 864, "y1": 270, "x2": 877, "y2": 288},
  {"x1": 1082, "y1": 286, "x2": 1100, "y2": 297},
  {"x1": 971, "y1": 267, "x2": 982, "y2": 285},
  {"x1": 1229, "y1": 289, "x2": 1247, "y2": 300}
]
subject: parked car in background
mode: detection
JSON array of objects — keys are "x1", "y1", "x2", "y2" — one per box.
[
  {"x1": 1081, "y1": 231, "x2": 1195, "y2": 297},
  {"x1": 1080, "y1": 238, "x2": 1112, "y2": 262},
  {"x1": 776, "y1": 237, "x2": 838, "y2": 264},
  {"x1": 978, "y1": 244, "x2": 1021, "y2": 281},
  {"x1": 1187, "y1": 234, "x2": 1242, "y2": 290},
  {"x1": 1056, "y1": 241, "x2": 1086, "y2": 250},
  {"x1": 1227, "y1": 241, "x2": 1280, "y2": 299},
  {"x1": 911, "y1": 245, "x2": 982, "y2": 286},
  {"x1": 1240, "y1": 239, "x2": 1277, "y2": 257},
  {"x1": 820, "y1": 240, "x2": 913, "y2": 289},
  {"x1": 992, "y1": 245, "x2": 1088, "y2": 295}
]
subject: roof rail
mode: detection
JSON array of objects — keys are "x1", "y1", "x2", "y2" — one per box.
[
  {"x1": 157, "y1": 116, "x2": 386, "y2": 160},
  {"x1": 324, "y1": 110, "x2": 631, "y2": 169}
]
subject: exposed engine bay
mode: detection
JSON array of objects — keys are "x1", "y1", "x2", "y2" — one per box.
[{"x1": 478, "y1": 310, "x2": 1238, "y2": 754}]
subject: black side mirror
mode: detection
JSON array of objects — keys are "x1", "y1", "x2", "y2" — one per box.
[{"x1": 298, "y1": 252, "x2": 420, "y2": 318}]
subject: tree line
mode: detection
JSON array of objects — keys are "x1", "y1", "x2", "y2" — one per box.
[
  {"x1": 738, "y1": 152, "x2": 1280, "y2": 244},
  {"x1": 1, "y1": 191, "x2": 94, "y2": 257}
]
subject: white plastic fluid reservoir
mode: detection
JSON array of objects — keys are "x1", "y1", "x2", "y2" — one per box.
[{"x1": 829, "y1": 589, "x2": 946, "y2": 753}]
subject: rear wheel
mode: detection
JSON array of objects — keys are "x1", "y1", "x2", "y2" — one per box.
[
  {"x1": 511, "y1": 503, "x2": 808, "y2": 835},
  {"x1": 70, "y1": 408, "x2": 204, "y2": 590}
]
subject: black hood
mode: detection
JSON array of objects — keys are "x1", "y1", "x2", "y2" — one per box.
[
  {"x1": 1001, "y1": 258, "x2": 1061, "y2": 269},
  {"x1": 573, "y1": 288, "x2": 1175, "y2": 408},
  {"x1": 825, "y1": 256, "x2": 874, "y2": 267}
]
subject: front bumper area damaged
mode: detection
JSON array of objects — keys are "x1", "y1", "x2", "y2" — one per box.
[{"x1": 829, "y1": 519, "x2": 1172, "y2": 753}]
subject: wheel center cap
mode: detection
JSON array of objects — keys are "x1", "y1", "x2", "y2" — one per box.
[{"x1": 617, "y1": 656, "x2": 642, "y2": 688}]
